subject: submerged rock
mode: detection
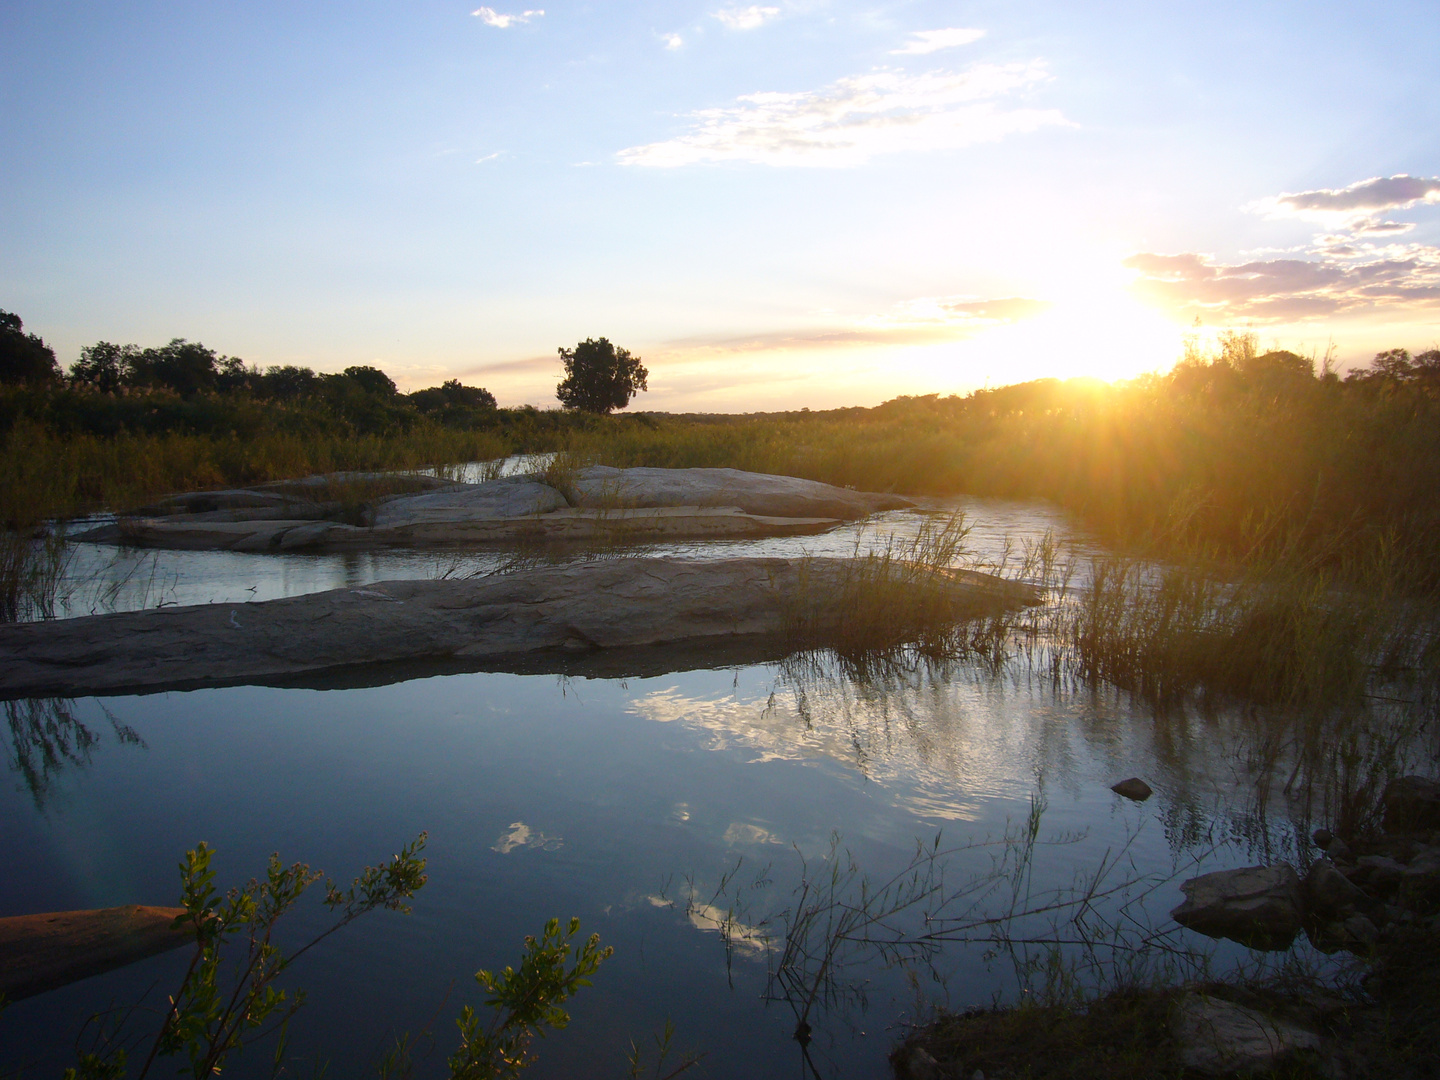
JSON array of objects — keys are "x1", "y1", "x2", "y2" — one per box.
[
  {"x1": 1110, "y1": 777, "x2": 1153, "y2": 801},
  {"x1": 0, "y1": 556, "x2": 1037, "y2": 699},
  {"x1": 0, "y1": 905, "x2": 191, "y2": 1001},
  {"x1": 1172, "y1": 994, "x2": 1321, "y2": 1076},
  {"x1": 1170, "y1": 864, "x2": 1304, "y2": 949}
]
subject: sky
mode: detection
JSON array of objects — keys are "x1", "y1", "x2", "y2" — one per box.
[{"x1": 2, "y1": 1, "x2": 1437, "y2": 411}]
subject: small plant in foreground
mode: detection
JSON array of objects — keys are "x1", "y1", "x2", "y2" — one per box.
[
  {"x1": 64, "y1": 834, "x2": 428, "y2": 1079},
  {"x1": 447, "y1": 916, "x2": 612, "y2": 1080}
]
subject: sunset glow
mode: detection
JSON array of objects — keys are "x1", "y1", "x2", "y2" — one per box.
[{"x1": 2, "y1": 2, "x2": 1436, "y2": 409}]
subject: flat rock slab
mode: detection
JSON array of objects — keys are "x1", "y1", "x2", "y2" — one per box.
[
  {"x1": 0, "y1": 905, "x2": 191, "y2": 1001},
  {"x1": 80, "y1": 506, "x2": 844, "y2": 552},
  {"x1": 1171, "y1": 864, "x2": 1304, "y2": 950},
  {"x1": 372, "y1": 477, "x2": 569, "y2": 526},
  {"x1": 1172, "y1": 994, "x2": 1321, "y2": 1076},
  {"x1": 0, "y1": 557, "x2": 1036, "y2": 699},
  {"x1": 77, "y1": 466, "x2": 913, "y2": 550},
  {"x1": 573, "y1": 465, "x2": 912, "y2": 519}
]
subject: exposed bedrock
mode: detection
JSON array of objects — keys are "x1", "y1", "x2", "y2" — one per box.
[
  {"x1": 0, "y1": 556, "x2": 1037, "y2": 699},
  {"x1": 75, "y1": 467, "x2": 915, "y2": 550},
  {"x1": 0, "y1": 905, "x2": 191, "y2": 1001},
  {"x1": 569, "y1": 465, "x2": 912, "y2": 518}
]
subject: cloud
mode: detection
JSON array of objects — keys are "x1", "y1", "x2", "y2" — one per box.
[
  {"x1": 713, "y1": 5, "x2": 780, "y2": 30},
  {"x1": 474, "y1": 151, "x2": 505, "y2": 164},
  {"x1": 891, "y1": 28, "x2": 985, "y2": 55},
  {"x1": 1248, "y1": 174, "x2": 1440, "y2": 227},
  {"x1": 662, "y1": 32, "x2": 684, "y2": 50},
  {"x1": 617, "y1": 63, "x2": 1066, "y2": 167},
  {"x1": 472, "y1": 7, "x2": 543, "y2": 28},
  {"x1": 1124, "y1": 243, "x2": 1440, "y2": 323}
]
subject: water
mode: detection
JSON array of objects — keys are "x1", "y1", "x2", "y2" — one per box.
[{"x1": 1, "y1": 489, "x2": 1316, "y2": 1078}]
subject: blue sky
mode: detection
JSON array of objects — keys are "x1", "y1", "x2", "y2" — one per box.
[{"x1": 2, "y1": 1, "x2": 1437, "y2": 409}]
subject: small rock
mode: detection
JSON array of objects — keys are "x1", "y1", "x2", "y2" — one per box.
[
  {"x1": 1325, "y1": 836, "x2": 1354, "y2": 864},
  {"x1": 1171, "y1": 865, "x2": 1304, "y2": 949},
  {"x1": 1111, "y1": 777, "x2": 1153, "y2": 801},
  {"x1": 1304, "y1": 860, "x2": 1365, "y2": 918},
  {"x1": 1173, "y1": 994, "x2": 1321, "y2": 1076},
  {"x1": 1355, "y1": 855, "x2": 1406, "y2": 894},
  {"x1": 1399, "y1": 848, "x2": 1440, "y2": 906},
  {"x1": 1312, "y1": 828, "x2": 1334, "y2": 849},
  {"x1": 1382, "y1": 776, "x2": 1440, "y2": 834},
  {"x1": 1341, "y1": 914, "x2": 1380, "y2": 947},
  {"x1": 901, "y1": 1047, "x2": 940, "y2": 1080}
]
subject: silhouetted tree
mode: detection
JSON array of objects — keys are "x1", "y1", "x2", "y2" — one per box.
[
  {"x1": 555, "y1": 337, "x2": 647, "y2": 414},
  {"x1": 0, "y1": 310, "x2": 60, "y2": 384},
  {"x1": 71, "y1": 341, "x2": 139, "y2": 392},
  {"x1": 340, "y1": 365, "x2": 397, "y2": 397},
  {"x1": 128, "y1": 339, "x2": 220, "y2": 396}
]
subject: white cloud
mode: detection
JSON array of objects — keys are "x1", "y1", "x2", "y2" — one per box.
[
  {"x1": 617, "y1": 63, "x2": 1066, "y2": 168},
  {"x1": 891, "y1": 28, "x2": 986, "y2": 55},
  {"x1": 475, "y1": 151, "x2": 504, "y2": 164},
  {"x1": 713, "y1": 5, "x2": 780, "y2": 30},
  {"x1": 1124, "y1": 241, "x2": 1440, "y2": 323},
  {"x1": 1247, "y1": 174, "x2": 1440, "y2": 227},
  {"x1": 662, "y1": 32, "x2": 684, "y2": 50},
  {"x1": 472, "y1": 6, "x2": 543, "y2": 28}
]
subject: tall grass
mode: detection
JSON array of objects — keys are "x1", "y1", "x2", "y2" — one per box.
[{"x1": 0, "y1": 420, "x2": 511, "y2": 527}]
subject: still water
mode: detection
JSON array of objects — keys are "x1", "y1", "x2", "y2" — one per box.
[{"x1": 2, "y1": 496, "x2": 1307, "y2": 1077}]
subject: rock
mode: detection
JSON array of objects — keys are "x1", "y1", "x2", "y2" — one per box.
[
  {"x1": 1354, "y1": 855, "x2": 1406, "y2": 894},
  {"x1": 1324, "y1": 836, "x2": 1354, "y2": 864},
  {"x1": 78, "y1": 467, "x2": 922, "y2": 551},
  {"x1": 371, "y1": 477, "x2": 569, "y2": 526},
  {"x1": 571, "y1": 465, "x2": 913, "y2": 519},
  {"x1": 1342, "y1": 914, "x2": 1380, "y2": 947},
  {"x1": 1110, "y1": 777, "x2": 1153, "y2": 801},
  {"x1": 1312, "y1": 828, "x2": 1334, "y2": 849},
  {"x1": 1382, "y1": 776, "x2": 1440, "y2": 834},
  {"x1": 80, "y1": 507, "x2": 847, "y2": 551},
  {"x1": 0, "y1": 905, "x2": 191, "y2": 1001},
  {"x1": 1399, "y1": 847, "x2": 1440, "y2": 906},
  {"x1": 1173, "y1": 994, "x2": 1321, "y2": 1076},
  {"x1": 1170, "y1": 865, "x2": 1304, "y2": 949},
  {"x1": 0, "y1": 556, "x2": 1034, "y2": 699},
  {"x1": 899, "y1": 1047, "x2": 940, "y2": 1080},
  {"x1": 1304, "y1": 859, "x2": 1366, "y2": 917}
]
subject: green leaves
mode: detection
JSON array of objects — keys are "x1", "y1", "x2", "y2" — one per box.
[{"x1": 447, "y1": 917, "x2": 613, "y2": 1080}]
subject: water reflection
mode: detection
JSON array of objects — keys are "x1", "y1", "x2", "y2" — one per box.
[{"x1": 3, "y1": 698, "x2": 144, "y2": 808}]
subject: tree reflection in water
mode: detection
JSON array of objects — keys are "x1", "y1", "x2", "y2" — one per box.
[{"x1": 3, "y1": 697, "x2": 144, "y2": 808}]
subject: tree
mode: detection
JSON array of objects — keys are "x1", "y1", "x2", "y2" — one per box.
[
  {"x1": 128, "y1": 339, "x2": 220, "y2": 396},
  {"x1": 340, "y1": 365, "x2": 397, "y2": 397},
  {"x1": 72, "y1": 341, "x2": 140, "y2": 392},
  {"x1": 0, "y1": 310, "x2": 60, "y2": 384},
  {"x1": 555, "y1": 337, "x2": 647, "y2": 414}
]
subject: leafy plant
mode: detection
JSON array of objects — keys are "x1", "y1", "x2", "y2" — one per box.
[
  {"x1": 446, "y1": 917, "x2": 612, "y2": 1080},
  {"x1": 65, "y1": 834, "x2": 428, "y2": 1079}
]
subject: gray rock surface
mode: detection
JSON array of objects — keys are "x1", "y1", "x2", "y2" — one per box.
[
  {"x1": 82, "y1": 506, "x2": 844, "y2": 551},
  {"x1": 1382, "y1": 775, "x2": 1440, "y2": 834},
  {"x1": 78, "y1": 467, "x2": 919, "y2": 550},
  {"x1": 571, "y1": 466, "x2": 913, "y2": 519},
  {"x1": 372, "y1": 477, "x2": 568, "y2": 526},
  {"x1": 1304, "y1": 859, "x2": 1365, "y2": 917},
  {"x1": 1170, "y1": 864, "x2": 1304, "y2": 949},
  {"x1": 0, "y1": 556, "x2": 1035, "y2": 699},
  {"x1": 1172, "y1": 994, "x2": 1320, "y2": 1076}
]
